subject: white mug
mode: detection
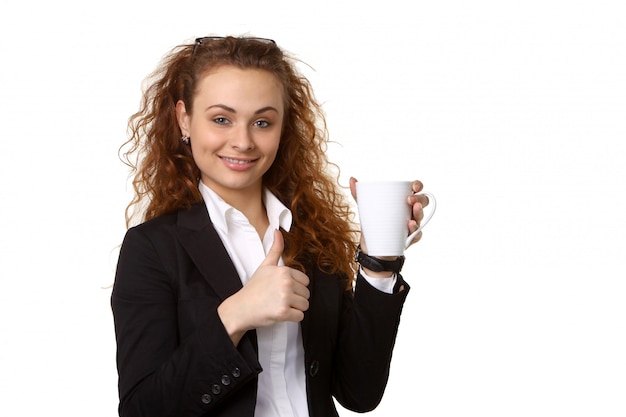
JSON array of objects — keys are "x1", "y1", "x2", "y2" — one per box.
[{"x1": 356, "y1": 180, "x2": 437, "y2": 257}]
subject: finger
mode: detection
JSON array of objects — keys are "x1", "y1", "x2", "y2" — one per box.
[
  {"x1": 290, "y1": 270, "x2": 310, "y2": 288},
  {"x1": 349, "y1": 177, "x2": 358, "y2": 201},
  {"x1": 408, "y1": 193, "x2": 429, "y2": 208},
  {"x1": 262, "y1": 229, "x2": 284, "y2": 266},
  {"x1": 358, "y1": 234, "x2": 368, "y2": 254},
  {"x1": 291, "y1": 280, "x2": 311, "y2": 300},
  {"x1": 290, "y1": 295, "x2": 310, "y2": 313},
  {"x1": 412, "y1": 201, "x2": 425, "y2": 224},
  {"x1": 411, "y1": 180, "x2": 424, "y2": 193},
  {"x1": 275, "y1": 295, "x2": 309, "y2": 323},
  {"x1": 407, "y1": 217, "x2": 423, "y2": 244},
  {"x1": 285, "y1": 308, "x2": 306, "y2": 323}
]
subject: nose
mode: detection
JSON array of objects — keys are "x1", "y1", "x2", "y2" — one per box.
[{"x1": 230, "y1": 125, "x2": 255, "y2": 151}]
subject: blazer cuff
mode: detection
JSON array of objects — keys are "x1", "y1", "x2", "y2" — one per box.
[{"x1": 358, "y1": 266, "x2": 397, "y2": 294}]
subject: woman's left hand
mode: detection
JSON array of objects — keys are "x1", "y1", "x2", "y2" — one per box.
[{"x1": 349, "y1": 177, "x2": 430, "y2": 251}]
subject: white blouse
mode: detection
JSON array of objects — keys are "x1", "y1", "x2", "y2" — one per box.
[{"x1": 199, "y1": 182, "x2": 395, "y2": 417}]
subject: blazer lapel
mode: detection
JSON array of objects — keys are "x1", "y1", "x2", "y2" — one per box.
[{"x1": 175, "y1": 202, "x2": 243, "y2": 301}]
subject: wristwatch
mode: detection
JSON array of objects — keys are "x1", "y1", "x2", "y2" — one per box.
[{"x1": 355, "y1": 245, "x2": 405, "y2": 273}]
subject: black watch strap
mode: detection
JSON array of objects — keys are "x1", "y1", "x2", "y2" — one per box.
[{"x1": 355, "y1": 246, "x2": 405, "y2": 273}]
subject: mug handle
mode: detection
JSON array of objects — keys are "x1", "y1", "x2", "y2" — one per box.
[{"x1": 404, "y1": 192, "x2": 437, "y2": 249}]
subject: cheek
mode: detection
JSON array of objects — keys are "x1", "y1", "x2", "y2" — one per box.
[
  {"x1": 267, "y1": 140, "x2": 281, "y2": 166},
  {"x1": 189, "y1": 130, "x2": 219, "y2": 152},
  {"x1": 188, "y1": 140, "x2": 214, "y2": 169},
  {"x1": 268, "y1": 136, "x2": 282, "y2": 159}
]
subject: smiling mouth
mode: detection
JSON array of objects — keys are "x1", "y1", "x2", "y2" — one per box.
[{"x1": 219, "y1": 156, "x2": 258, "y2": 165}]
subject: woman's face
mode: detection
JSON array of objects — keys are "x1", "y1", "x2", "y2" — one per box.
[{"x1": 177, "y1": 65, "x2": 285, "y2": 201}]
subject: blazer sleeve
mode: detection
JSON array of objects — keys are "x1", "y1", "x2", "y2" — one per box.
[
  {"x1": 111, "y1": 225, "x2": 261, "y2": 417},
  {"x1": 331, "y1": 273, "x2": 410, "y2": 412}
]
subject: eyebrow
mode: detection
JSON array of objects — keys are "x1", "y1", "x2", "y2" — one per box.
[{"x1": 205, "y1": 104, "x2": 279, "y2": 114}]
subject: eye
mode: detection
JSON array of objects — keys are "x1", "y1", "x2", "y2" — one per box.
[
  {"x1": 213, "y1": 117, "x2": 230, "y2": 125},
  {"x1": 254, "y1": 120, "x2": 270, "y2": 128}
]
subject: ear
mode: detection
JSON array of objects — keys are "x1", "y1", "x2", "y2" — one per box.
[{"x1": 175, "y1": 100, "x2": 191, "y2": 136}]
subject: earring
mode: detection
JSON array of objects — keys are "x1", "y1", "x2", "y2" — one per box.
[{"x1": 181, "y1": 135, "x2": 190, "y2": 145}]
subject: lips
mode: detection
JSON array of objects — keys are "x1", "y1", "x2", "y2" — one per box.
[
  {"x1": 219, "y1": 155, "x2": 259, "y2": 170},
  {"x1": 220, "y1": 156, "x2": 257, "y2": 165}
]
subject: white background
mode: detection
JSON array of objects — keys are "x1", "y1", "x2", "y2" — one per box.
[{"x1": 1, "y1": 1, "x2": 624, "y2": 416}]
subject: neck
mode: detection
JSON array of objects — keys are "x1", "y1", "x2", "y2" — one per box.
[{"x1": 208, "y1": 183, "x2": 269, "y2": 240}]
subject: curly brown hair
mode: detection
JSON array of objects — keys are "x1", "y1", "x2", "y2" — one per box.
[{"x1": 120, "y1": 36, "x2": 359, "y2": 285}]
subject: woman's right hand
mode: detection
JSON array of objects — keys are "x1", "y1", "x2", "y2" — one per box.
[{"x1": 217, "y1": 230, "x2": 310, "y2": 346}]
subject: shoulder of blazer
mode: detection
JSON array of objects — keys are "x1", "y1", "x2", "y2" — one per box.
[
  {"x1": 127, "y1": 202, "x2": 209, "y2": 235},
  {"x1": 177, "y1": 201, "x2": 212, "y2": 231},
  {"x1": 129, "y1": 201, "x2": 245, "y2": 305}
]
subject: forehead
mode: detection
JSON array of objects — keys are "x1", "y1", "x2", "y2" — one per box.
[{"x1": 194, "y1": 66, "x2": 285, "y2": 105}]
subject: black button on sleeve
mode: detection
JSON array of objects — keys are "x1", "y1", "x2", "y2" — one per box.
[
  {"x1": 211, "y1": 384, "x2": 221, "y2": 395},
  {"x1": 221, "y1": 375, "x2": 231, "y2": 386},
  {"x1": 232, "y1": 367, "x2": 241, "y2": 378},
  {"x1": 201, "y1": 393, "x2": 212, "y2": 404},
  {"x1": 309, "y1": 360, "x2": 320, "y2": 377}
]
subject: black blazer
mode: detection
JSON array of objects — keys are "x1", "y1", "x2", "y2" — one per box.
[{"x1": 111, "y1": 201, "x2": 409, "y2": 417}]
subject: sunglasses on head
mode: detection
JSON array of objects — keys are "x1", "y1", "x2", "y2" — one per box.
[{"x1": 191, "y1": 36, "x2": 276, "y2": 61}]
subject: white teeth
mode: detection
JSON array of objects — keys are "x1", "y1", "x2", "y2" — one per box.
[{"x1": 222, "y1": 157, "x2": 251, "y2": 165}]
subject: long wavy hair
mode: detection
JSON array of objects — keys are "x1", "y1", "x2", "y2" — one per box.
[{"x1": 120, "y1": 36, "x2": 358, "y2": 284}]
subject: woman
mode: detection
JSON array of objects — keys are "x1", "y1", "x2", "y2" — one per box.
[{"x1": 111, "y1": 35, "x2": 429, "y2": 417}]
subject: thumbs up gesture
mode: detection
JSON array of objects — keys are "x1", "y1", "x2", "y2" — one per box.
[{"x1": 217, "y1": 230, "x2": 310, "y2": 346}]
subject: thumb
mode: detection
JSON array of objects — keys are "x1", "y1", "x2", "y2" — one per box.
[
  {"x1": 349, "y1": 177, "x2": 358, "y2": 202},
  {"x1": 262, "y1": 229, "x2": 284, "y2": 266}
]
